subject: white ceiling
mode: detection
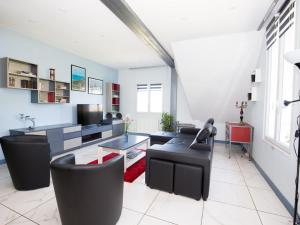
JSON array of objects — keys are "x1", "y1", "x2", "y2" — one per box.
[
  {"x1": 126, "y1": 0, "x2": 273, "y2": 55},
  {"x1": 0, "y1": 0, "x2": 272, "y2": 69},
  {"x1": 0, "y1": 0, "x2": 165, "y2": 69}
]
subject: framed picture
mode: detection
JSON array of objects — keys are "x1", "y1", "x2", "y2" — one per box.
[
  {"x1": 71, "y1": 65, "x2": 86, "y2": 92},
  {"x1": 88, "y1": 77, "x2": 103, "y2": 95}
]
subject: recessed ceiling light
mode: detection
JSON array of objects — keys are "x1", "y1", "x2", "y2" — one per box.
[
  {"x1": 58, "y1": 8, "x2": 68, "y2": 13},
  {"x1": 27, "y1": 19, "x2": 36, "y2": 23},
  {"x1": 229, "y1": 5, "x2": 237, "y2": 11},
  {"x1": 180, "y1": 17, "x2": 188, "y2": 21}
]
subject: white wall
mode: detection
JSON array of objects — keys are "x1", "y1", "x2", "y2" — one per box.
[
  {"x1": 176, "y1": 78, "x2": 226, "y2": 140},
  {"x1": 118, "y1": 66, "x2": 171, "y2": 133},
  {"x1": 247, "y1": 1, "x2": 300, "y2": 210},
  {"x1": 173, "y1": 31, "x2": 263, "y2": 140},
  {"x1": 0, "y1": 29, "x2": 118, "y2": 162}
]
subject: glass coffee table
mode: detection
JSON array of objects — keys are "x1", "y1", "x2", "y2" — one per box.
[{"x1": 98, "y1": 134, "x2": 150, "y2": 171}]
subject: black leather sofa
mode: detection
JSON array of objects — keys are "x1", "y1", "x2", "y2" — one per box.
[
  {"x1": 0, "y1": 135, "x2": 51, "y2": 190},
  {"x1": 50, "y1": 154, "x2": 124, "y2": 225},
  {"x1": 146, "y1": 119, "x2": 216, "y2": 200}
]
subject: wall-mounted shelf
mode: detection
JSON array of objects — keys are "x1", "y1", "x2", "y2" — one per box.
[
  {"x1": 248, "y1": 87, "x2": 258, "y2": 101},
  {"x1": 4, "y1": 58, "x2": 38, "y2": 90},
  {"x1": 248, "y1": 69, "x2": 261, "y2": 102},
  {"x1": 251, "y1": 69, "x2": 262, "y2": 84},
  {"x1": 107, "y1": 83, "x2": 120, "y2": 112},
  {"x1": 55, "y1": 81, "x2": 70, "y2": 103},
  {"x1": 31, "y1": 79, "x2": 70, "y2": 104}
]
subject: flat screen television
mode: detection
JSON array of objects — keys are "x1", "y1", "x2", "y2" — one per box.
[{"x1": 77, "y1": 104, "x2": 103, "y2": 126}]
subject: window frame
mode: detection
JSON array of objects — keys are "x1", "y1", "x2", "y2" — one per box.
[
  {"x1": 136, "y1": 83, "x2": 163, "y2": 113},
  {"x1": 263, "y1": 2, "x2": 296, "y2": 152}
]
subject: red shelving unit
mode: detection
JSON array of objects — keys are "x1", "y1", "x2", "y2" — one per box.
[{"x1": 107, "y1": 83, "x2": 120, "y2": 112}]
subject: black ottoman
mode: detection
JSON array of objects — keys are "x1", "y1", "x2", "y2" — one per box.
[
  {"x1": 148, "y1": 159, "x2": 174, "y2": 193},
  {"x1": 174, "y1": 164, "x2": 203, "y2": 200}
]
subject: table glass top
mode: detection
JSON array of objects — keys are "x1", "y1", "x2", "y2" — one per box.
[{"x1": 98, "y1": 134, "x2": 149, "y2": 150}]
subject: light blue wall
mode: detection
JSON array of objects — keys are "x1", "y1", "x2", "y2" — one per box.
[{"x1": 0, "y1": 29, "x2": 118, "y2": 161}]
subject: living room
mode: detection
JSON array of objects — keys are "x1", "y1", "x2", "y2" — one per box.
[{"x1": 0, "y1": 0, "x2": 299, "y2": 225}]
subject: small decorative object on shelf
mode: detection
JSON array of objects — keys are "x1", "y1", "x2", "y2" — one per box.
[
  {"x1": 235, "y1": 101, "x2": 247, "y2": 123},
  {"x1": 50, "y1": 68, "x2": 55, "y2": 80},
  {"x1": 9, "y1": 77, "x2": 15, "y2": 87},
  {"x1": 123, "y1": 114, "x2": 133, "y2": 134},
  {"x1": 19, "y1": 114, "x2": 36, "y2": 129}
]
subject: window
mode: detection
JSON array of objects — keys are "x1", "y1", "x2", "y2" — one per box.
[
  {"x1": 137, "y1": 84, "x2": 148, "y2": 112},
  {"x1": 137, "y1": 83, "x2": 163, "y2": 113},
  {"x1": 150, "y1": 84, "x2": 163, "y2": 113},
  {"x1": 265, "y1": 0, "x2": 296, "y2": 149}
]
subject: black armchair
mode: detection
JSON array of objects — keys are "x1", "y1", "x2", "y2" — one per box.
[
  {"x1": 50, "y1": 154, "x2": 124, "y2": 225},
  {"x1": 0, "y1": 135, "x2": 51, "y2": 190}
]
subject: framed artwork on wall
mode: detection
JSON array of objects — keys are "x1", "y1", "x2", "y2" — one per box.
[
  {"x1": 71, "y1": 65, "x2": 86, "y2": 92},
  {"x1": 88, "y1": 77, "x2": 103, "y2": 95}
]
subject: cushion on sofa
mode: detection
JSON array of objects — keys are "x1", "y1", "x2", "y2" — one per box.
[
  {"x1": 211, "y1": 126, "x2": 217, "y2": 137},
  {"x1": 205, "y1": 118, "x2": 214, "y2": 126},
  {"x1": 180, "y1": 127, "x2": 200, "y2": 135},
  {"x1": 196, "y1": 124, "x2": 212, "y2": 143}
]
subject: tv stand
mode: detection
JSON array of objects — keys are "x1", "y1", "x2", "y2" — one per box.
[
  {"x1": 81, "y1": 124, "x2": 112, "y2": 145},
  {"x1": 10, "y1": 120, "x2": 125, "y2": 155},
  {"x1": 81, "y1": 120, "x2": 125, "y2": 145}
]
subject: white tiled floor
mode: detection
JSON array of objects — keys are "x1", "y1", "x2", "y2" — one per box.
[{"x1": 0, "y1": 143, "x2": 293, "y2": 225}]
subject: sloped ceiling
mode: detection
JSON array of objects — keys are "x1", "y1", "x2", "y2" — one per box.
[
  {"x1": 172, "y1": 31, "x2": 264, "y2": 121},
  {"x1": 126, "y1": 0, "x2": 272, "y2": 56}
]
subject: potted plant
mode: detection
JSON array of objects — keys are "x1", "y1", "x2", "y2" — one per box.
[{"x1": 161, "y1": 112, "x2": 174, "y2": 132}]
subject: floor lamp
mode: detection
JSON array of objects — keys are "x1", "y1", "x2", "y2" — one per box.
[{"x1": 285, "y1": 49, "x2": 300, "y2": 225}]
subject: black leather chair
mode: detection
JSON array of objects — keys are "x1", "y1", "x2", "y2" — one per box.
[
  {"x1": 0, "y1": 135, "x2": 51, "y2": 190},
  {"x1": 50, "y1": 154, "x2": 124, "y2": 225}
]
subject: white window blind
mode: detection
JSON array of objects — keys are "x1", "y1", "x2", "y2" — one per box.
[
  {"x1": 137, "y1": 84, "x2": 148, "y2": 112},
  {"x1": 136, "y1": 83, "x2": 163, "y2": 113},
  {"x1": 150, "y1": 84, "x2": 163, "y2": 113}
]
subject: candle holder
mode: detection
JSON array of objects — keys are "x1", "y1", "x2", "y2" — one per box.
[{"x1": 235, "y1": 101, "x2": 247, "y2": 123}]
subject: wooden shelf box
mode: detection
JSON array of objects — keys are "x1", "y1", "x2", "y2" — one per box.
[
  {"x1": 107, "y1": 83, "x2": 120, "y2": 113},
  {"x1": 31, "y1": 79, "x2": 70, "y2": 104},
  {"x1": 55, "y1": 81, "x2": 70, "y2": 103},
  {"x1": 4, "y1": 58, "x2": 38, "y2": 90}
]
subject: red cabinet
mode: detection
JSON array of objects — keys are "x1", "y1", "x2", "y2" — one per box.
[{"x1": 225, "y1": 122, "x2": 254, "y2": 159}]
